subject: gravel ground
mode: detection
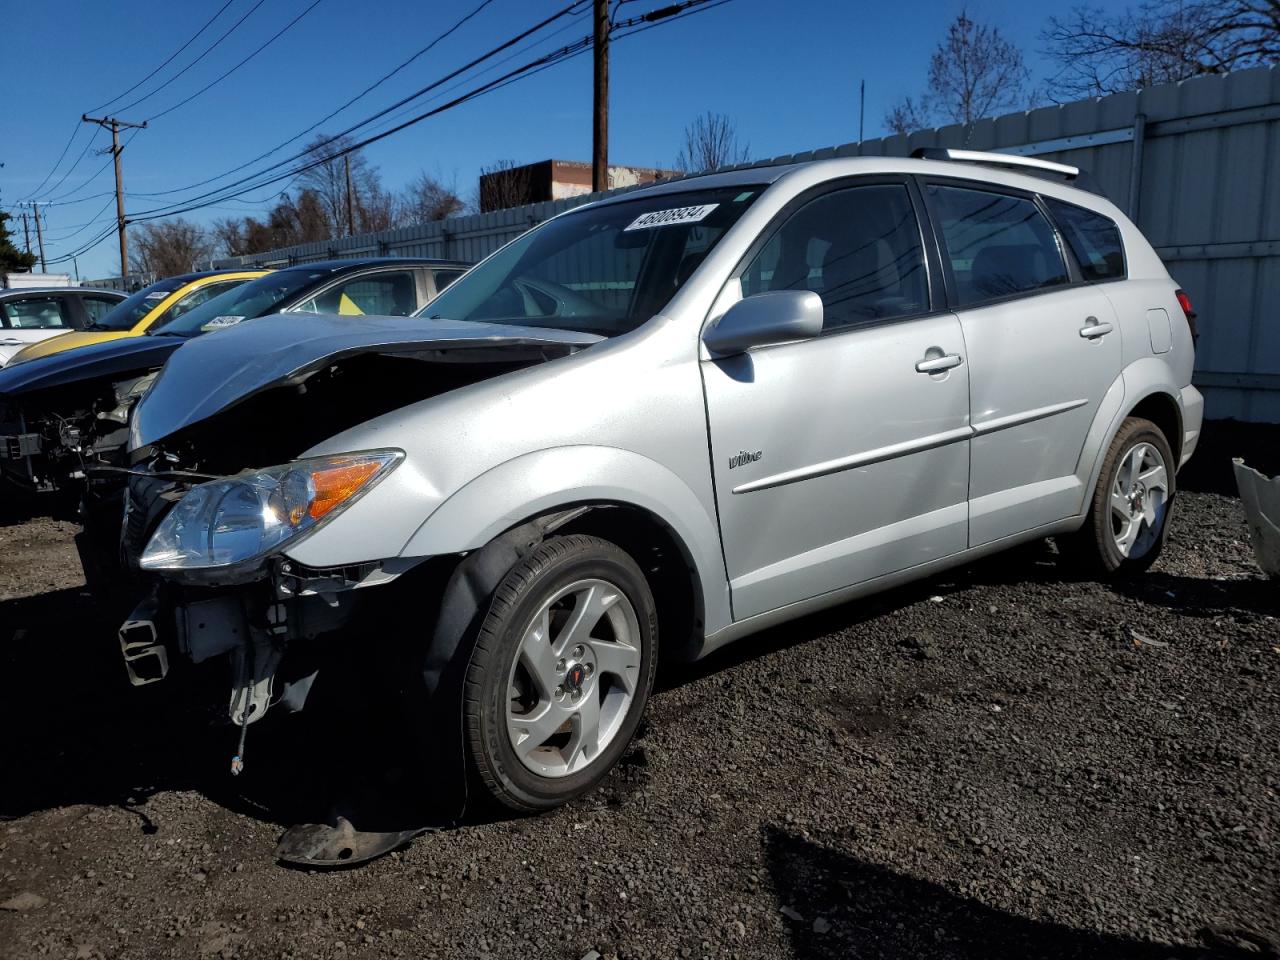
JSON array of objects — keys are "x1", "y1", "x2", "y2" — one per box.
[{"x1": 0, "y1": 435, "x2": 1277, "y2": 960}]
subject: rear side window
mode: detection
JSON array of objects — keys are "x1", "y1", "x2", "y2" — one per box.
[
  {"x1": 927, "y1": 183, "x2": 1068, "y2": 306},
  {"x1": 1044, "y1": 198, "x2": 1126, "y2": 282},
  {"x1": 742, "y1": 183, "x2": 929, "y2": 330}
]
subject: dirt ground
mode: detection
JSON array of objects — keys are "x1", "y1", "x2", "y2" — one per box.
[{"x1": 0, "y1": 424, "x2": 1277, "y2": 960}]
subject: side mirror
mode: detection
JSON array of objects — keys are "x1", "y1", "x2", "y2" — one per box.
[{"x1": 702, "y1": 290, "x2": 823, "y2": 357}]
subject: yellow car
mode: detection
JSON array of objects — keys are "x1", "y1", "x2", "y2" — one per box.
[{"x1": 7, "y1": 269, "x2": 268, "y2": 364}]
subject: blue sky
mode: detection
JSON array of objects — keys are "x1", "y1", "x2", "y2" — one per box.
[{"x1": 2, "y1": 0, "x2": 1066, "y2": 278}]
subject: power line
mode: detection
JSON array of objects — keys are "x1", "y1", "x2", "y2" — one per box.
[
  {"x1": 13, "y1": 122, "x2": 81, "y2": 202},
  {"x1": 19, "y1": 0, "x2": 244, "y2": 203},
  {"x1": 87, "y1": 0, "x2": 238, "y2": 114},
  {"x1": 112, "y1": 0, "x2": 270, "y2": 116},
  {"x1": 145, "y1": 0, "x2": 327, "y2": 122},
  {"x1": 105, "y1": 2, "x2": 587, "y2": 218},
  {"x1": 131, "y1": 0, "x2": 499, "y2": 199},
  {"x1": 46, "y1": 0, "x2": 733, "y2": 265}
]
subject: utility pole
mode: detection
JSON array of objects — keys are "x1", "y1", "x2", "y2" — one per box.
[
  {"x1": 82, "y1": 114, "x2": 147, "y2": 279},
  {"x1": 32, "y1": 202, "x2": 47, "y2": 272},
  {"x1": 592, "y1": 0, "x2": 609, "y2": 193},
  {"x1": 344, "y1": 154, "x2": 356, "y2": 236},
  {"x1": 859, "y1": 79, "x2": 866, "y2": 142},
  {"x1": 20, "y1": 211, "x2": 31, "y2": 256}
]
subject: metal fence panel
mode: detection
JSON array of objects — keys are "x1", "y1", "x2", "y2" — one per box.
[{"x1": 208, "y1": 65, "x2": 1280, "y2": 421}]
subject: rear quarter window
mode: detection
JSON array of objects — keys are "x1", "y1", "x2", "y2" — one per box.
[{"x1": 1044, "y1": 198, "x2": 1126, "y2": 282}]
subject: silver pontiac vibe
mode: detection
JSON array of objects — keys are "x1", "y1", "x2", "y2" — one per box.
[{"x1": 122, "y1": 152, "x2": 1202, "y2": 813}]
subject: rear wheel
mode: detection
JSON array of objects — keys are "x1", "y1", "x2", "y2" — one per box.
[
  {"x1": 1063, "y1": 416, "x2": 1176, "y2": 576},
  {"x1": 463, "y1": 534, "x2": 657, "y2": 812}
]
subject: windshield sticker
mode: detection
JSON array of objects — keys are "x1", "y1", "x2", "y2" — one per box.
[
  {"x1": 624, "y1": 203, "x2": 719, "y2": 231},
  {"x1": 201, "y1": 315, "x2": 246, "y2": 330}
]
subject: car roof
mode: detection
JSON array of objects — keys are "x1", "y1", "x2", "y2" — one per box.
[
  {"x1": 0, "y1": 286, "x2": 129, "y2": 298},
  {"x1": 591, "y1": 155, "x2": 1109, "y2": 212},
  {"x1": 271, "y1": 257, "x2": 471, "y2": 274}
]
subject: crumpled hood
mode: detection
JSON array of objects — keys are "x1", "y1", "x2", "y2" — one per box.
[
  {"x1": 131, "y1": 312, "x2": 602, "y2": 448},
  {"x1": 0, "y1": 334, "x2": 182, "y2": 399}
]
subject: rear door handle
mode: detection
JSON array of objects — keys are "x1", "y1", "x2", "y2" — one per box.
[
  {"x1": 915, "y1": 353, "x2": 963, "y2": 374},
  {"x1": 1079, "y1": 317, "x2": 1114, "y2": 339}
]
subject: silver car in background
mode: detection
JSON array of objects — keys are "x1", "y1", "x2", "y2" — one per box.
[{"x1": 118, "y1": 150, "x2": 1201, "y2": 816}]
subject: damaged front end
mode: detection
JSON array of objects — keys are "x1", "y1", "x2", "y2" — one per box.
[
  {"x1": 108, "y1": 314, "x2": 600, "y2": 861},
  {"x1": 0, "y1": 371, "x2": 150, "y2": 495}
]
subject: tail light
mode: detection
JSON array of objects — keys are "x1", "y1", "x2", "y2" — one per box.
[{"x1": 1175, "y1": 288, "x2": 1198, "y2": 344}]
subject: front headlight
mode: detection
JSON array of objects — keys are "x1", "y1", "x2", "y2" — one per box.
[{"x1": 139, "y1": 449, "x2": 402, "y2": 572}]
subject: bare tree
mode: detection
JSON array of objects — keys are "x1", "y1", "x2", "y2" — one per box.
[
  {"x1": 212, "y1": 189, "x2": 330, "y2": 258},
  {"x1": 1043, "y1": 0, "x2": 1280, "y2": 97},
  {"x1": 478, "y1": 160, "x2": 533, "y2": 212},
  {"x1": 885, "y1": 10, "x2": 1032, "y2": 134},
  {"x1": 403, "y1": 171, "x2": 466, "y2": 224},
  {"x1": 298, "y1": 134, "x2": 385, "y2": 238},
  {"x1": 674, "y1": 112, "x2": 750, "y2": 173},
  {"x1": 130, "y1": 219, "x2": 213, "y2": 277}
]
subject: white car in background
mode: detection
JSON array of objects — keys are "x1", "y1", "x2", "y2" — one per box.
[{"x1": 0, "y1": 286, "x2": 126, "y2": 366}]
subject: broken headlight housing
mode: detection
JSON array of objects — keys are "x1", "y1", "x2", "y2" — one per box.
[{"x1": 139, "y1": 450, "x2": 402, "y2": 573}]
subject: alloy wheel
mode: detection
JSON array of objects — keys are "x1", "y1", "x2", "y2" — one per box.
[
  {"x1": 1110, "y1": 441, "x2": 1170, "y2": 559},
  {"x1": 505, "y1": 578, "x2": 642, "y2": 778}
]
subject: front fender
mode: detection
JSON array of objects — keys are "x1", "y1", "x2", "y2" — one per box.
[{"x1": 401, "y1": 445, "x2": 732, "y2": 634}]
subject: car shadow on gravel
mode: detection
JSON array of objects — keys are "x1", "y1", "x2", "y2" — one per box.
[
  {"x1": 660, "y1": 540, "x2": 1067, "y2": 695},
  {"x1": 762, "y1": 826, "x2": 1274, "y2": 959},
  {"x1": 1113, "y1": 571, "x2": 1280, "y2": 618}
]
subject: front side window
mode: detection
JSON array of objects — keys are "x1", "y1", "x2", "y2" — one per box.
[
  {"x1": 151, "y1": 279, "x2": 250, "y2": 327},
  {"x1": 84, "y1": 276, "x2": 188, "y2": 331},
  {"x1": 294, "y1": 271, "x2": 418, "y2": 316},
  {"x1": 1044, "y1": 198, "x2": 1126, "y2": 282},
  {"x1": 741, "y1": 183, "x2": 928, "y2": 330},
  {"x1": 421, "y1": 187, "x2": 762, "y2": 336},
  {"x1": 927, "y1": 184, "x2": 1068, "y2": 306},
  {"x1": 81, "y1": 295, "x2": 123, "y2": 323},
  {"x1": 150, "y1": 269, "x2": 326, "y2": 336},
  {"x1": 2, "y1": 296, "x2": 71, "y2": 329}
]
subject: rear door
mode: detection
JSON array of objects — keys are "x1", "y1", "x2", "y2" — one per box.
[
  {"x1": 0, "y1": 294, "x2": 77, "y2": 365},
  {"x1": 702, "y1": 178, "x2": 971, "y2": 621},
  {"x1": 922, "y1": 179, "x2": 1123, "y2": 545}
]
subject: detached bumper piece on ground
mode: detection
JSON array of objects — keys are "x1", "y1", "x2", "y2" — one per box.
[{"x1": 1233, "y1": 459, "x2": 1280, "y2": 577}]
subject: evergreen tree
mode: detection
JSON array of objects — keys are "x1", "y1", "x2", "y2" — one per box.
[{"x1": 0, "y1": 211, "x2": 37, "y2": 273}]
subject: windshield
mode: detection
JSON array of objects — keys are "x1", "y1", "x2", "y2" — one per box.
[
  {"x1": 86, "y1": 277, "x2": 188, "y2": 331},
  {"x1": 420, "y1": 187, "x2": 762, "y2": 336},
  {"x1": 150, "y1": 269, "x2": 326, "y2": 336}
]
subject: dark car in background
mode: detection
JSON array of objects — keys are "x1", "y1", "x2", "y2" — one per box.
[
  {"x1": 0, "y1": 258, "x2": 469, "y2": 499},
  {"x1": 0, "y1": 286, "x2": 127, "y2": 367}
]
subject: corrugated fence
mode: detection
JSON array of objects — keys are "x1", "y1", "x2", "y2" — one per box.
[{"x1": 212, "y1": 65, "x2": 1280, "y2": 422}]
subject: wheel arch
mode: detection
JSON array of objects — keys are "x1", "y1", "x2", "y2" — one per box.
[
  {"x1": 1078, "y1": 361, "x2": 1186, "y2": 517},
  {"x1": 401, "y1": 445, "x2": 730, "y2": 645}
]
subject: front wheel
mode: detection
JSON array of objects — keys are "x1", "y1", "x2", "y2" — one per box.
[
  {"x1": 1063, "y1": 416, "x2": 1176, "y2": 576},
  {"x1": 463, "y1": 534, "x2": 658, "y2": 812}
]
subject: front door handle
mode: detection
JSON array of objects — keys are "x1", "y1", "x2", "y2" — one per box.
[
  {"x1": 1079, "y1": 317, "x2": 1114, "y2": 339},
  {"x1": 915, "y1": 353, "x2": 963, "y2": 374},
  {"x1": 0, "y1": 339, "x2": 24, "y2": 346}
]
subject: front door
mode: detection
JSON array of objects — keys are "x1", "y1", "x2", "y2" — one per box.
[
  {"x1": 922, "y1": 181, "x2": 1123, "y2": 545},
  {"x1": 702, "y1": 181, "x2": 971, "y2": 621}
]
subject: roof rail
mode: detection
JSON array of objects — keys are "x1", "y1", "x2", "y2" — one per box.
[{"x1": 910, "y1": 147, "x2": 1079, "y2": 180}]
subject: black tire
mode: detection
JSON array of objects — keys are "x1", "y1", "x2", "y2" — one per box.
[
  {"x1": 463, "y1": 534, "x2": 658, "y2": 812},
  {"x1": 1062, "y1": 416, "x2": 1176, "y2": 577}
]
